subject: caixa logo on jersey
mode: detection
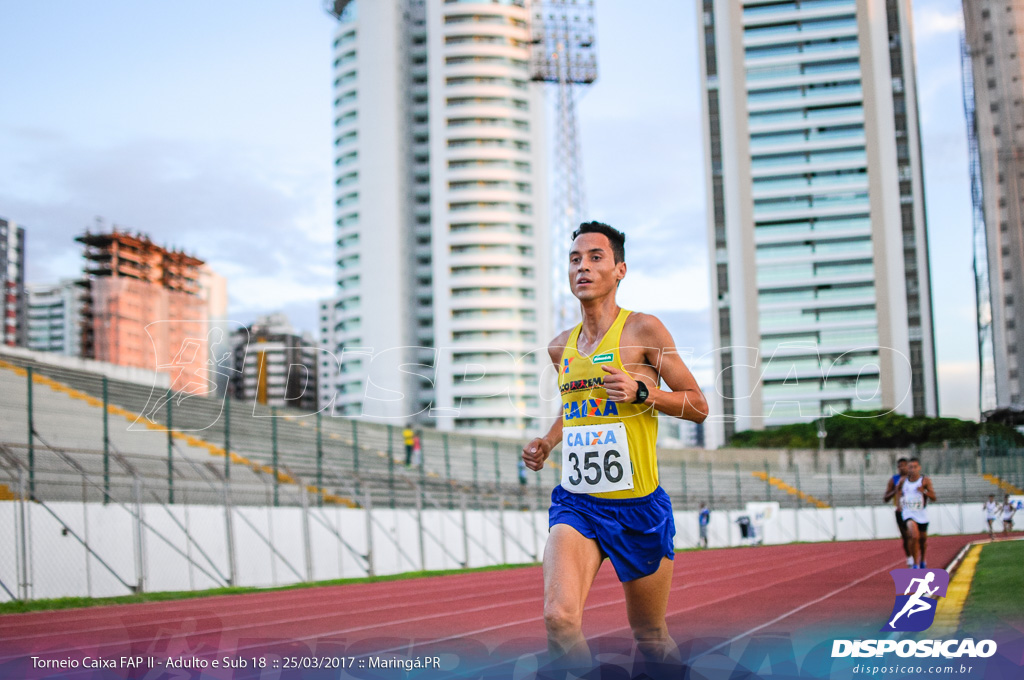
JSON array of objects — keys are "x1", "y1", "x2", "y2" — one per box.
[
  {"x1": 563, "y1": 397, "x2": 619, "y2": 420},
  {"x1": 831, "y1": 568, "x2": 997, "y2": 659}
]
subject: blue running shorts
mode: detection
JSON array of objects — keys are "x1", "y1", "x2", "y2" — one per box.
[{"x1": 549, "y1": 485, "x2": 675, "y2": 582}]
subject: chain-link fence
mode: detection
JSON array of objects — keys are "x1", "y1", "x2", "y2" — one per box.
[{"x1": 1, "y1": 349, "x2": 1022, "y2": 603}]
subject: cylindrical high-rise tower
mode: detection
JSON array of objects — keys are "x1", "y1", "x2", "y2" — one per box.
[{"x1": 320, "y1": 0, "x2": 551, "y2": 436}]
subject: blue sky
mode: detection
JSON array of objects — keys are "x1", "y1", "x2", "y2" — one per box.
[{"x1": 0, "y1": 0, "x2": 977, "y2": 419}]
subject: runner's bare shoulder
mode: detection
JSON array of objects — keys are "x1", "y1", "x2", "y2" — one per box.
[
  {"x1": 547, "y1": 328, "x2": 573, "y2": 364},
  {"x1": 621, "y1": 311, "x2": 667, "y2": 340}
]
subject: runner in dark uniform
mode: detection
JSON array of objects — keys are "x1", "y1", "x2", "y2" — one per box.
[{"x1": 883, "y1": 457, "x2": 912, "y2": 567}]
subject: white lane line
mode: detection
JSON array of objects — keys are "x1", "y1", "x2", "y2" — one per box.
[
  {"x1": 201, "y1": 547, "x2": 841, "y2": 660},
  {"x1": 686, "y1": 559, "x2": 903, "y2": 662},
  {"x1": 0, "y1": 565, "x2": 541, "y2": 632},
  {"x1": 0, "y1": 567, "x2": 545, "y2": 644},
  {"x1": 369, "y1": 546, "x2": 895, "y2": 659},
  {"x1": 453, "y1": 547, "x2": 899, "y2": 675}
]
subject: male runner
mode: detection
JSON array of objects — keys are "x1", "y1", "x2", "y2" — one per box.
[
  {"x1": 883, "y1": 458, "x2": 912, "y2": 566},
  {"x1": 1002, "y1": 494, "x2": 1017, "y2": 536},
  {"x1": 984, "y1": 494, "x2": 999, "y2": 539},
  {"x1": 894, "y1": 458, "x2": 936, "y2": 569},
  {"x1": 522, "y1": 221, "x2": 708, "y2": 670}
]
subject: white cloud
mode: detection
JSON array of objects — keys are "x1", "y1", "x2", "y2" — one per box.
[
  {"x1": 616, "y1": 265, "x2": 709, "y2": 313},
  {"x1": 228, "y1": 275, "x2": 333, "y2": 316},
  {"x1": 914, "y1": 7, "x2": 963, "y2": 41}
]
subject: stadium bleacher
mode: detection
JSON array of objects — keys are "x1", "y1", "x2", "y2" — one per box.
[{"x1": 0, "y1": 347, "x2": 1016, "y2": 512}]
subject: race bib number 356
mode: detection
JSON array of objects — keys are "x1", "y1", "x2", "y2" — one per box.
[{"x1": 561, "y1": 423, "x2": 633, "y2": 494}]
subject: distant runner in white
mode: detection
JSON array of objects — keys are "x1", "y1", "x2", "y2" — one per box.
[
  {"x1": 984, "y1": 494, "x2": 999, "y2": 539},
  {"x1": 888, "y1": 571, "x2": 939, "y2": 629},
  {"x1": 1002, "y1": 494, "x2": 1017, "y2": 536}
]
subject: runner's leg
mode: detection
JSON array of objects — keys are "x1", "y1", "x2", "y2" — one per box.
[
  {"x1": 905, "y1": 520, "x2": 921, "y2": 566},
  {"x1": 622, "y1": 557, "x2": 680, "y2": 664},
  {"x1": 543, "y1": 524, "x2": 603, "y2": 667},
  {"x1": 918, "y1": 525, "x2": 928, "y2": 567}
]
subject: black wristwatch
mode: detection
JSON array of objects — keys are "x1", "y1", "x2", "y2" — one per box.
[{"x1": 632, "y1": 379, "x2": 649, "y2": 404}]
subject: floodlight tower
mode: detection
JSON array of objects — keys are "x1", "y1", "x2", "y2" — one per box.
[{"x1": 530, "y1": 0, "x2": 597, "y2": 333}]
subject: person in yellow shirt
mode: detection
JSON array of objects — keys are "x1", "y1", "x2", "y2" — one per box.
[
  {"x1": 402, "y1": 426, "x2": 414, "y2": 467},
  {"x1": 522, "y1": 221, "x2": 707, "y2": 671}
]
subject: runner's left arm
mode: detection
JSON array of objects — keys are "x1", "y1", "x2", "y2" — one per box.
[
  {"x1": 601, "y1": 314, "x2": 708, "y2": 422},
  {"x1": 922, "y1": 476, "x2": 937, "y2": 502}
]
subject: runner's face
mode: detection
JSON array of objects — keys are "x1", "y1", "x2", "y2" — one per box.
[
  {"x1": 907, "y1": 461, "x2": 920, "y2": 480},
  {"x1": 568, "y1": 232, "x2": 625, "y2": 301}
]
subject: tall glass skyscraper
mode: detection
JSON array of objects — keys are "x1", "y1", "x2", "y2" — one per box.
[
  {"x1": 319, "y1": 0, "x2": 551, "y2": 435},
  {"x1": 697, "y1": 0, "x2": 938, "y2": 443},
  {"x1": 963, "y1": 1, "x2": 1024, "y2": 415}
]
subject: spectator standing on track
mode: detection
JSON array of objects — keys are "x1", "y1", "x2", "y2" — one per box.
[
  {"x1": 984, "y1": 494, "x2": 1000, "y2": 539},
  {"x1": 698, "y1": 503, "x2": 710, "y2": 549},
  {"x1": 883, "y1": 457, "x2": 913, "y2": 567}
]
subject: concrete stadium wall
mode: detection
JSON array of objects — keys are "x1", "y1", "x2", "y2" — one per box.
[
  {"x1": 0, "y1": 501, "x2": 992, "y2": 602},
  {"x1": 0, "y1": 346, "x2": 171, "y2": 389},
  {"x1": 674, "y1": 502, "x2": 989, "y2": 549},
  {"x1": 657, "y1": 446, "x2": 970, "y2": 475}
]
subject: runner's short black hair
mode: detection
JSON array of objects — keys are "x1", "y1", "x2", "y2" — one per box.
[
  {"x1": 897, "y1": 457, "x2": 908, "y2": 464},
  {"x1": 909, "y1": 457, "x2": 920, "y2": 465},
  {"x1": 572, "y1": 221, "x2": 625, "y2": 263}
]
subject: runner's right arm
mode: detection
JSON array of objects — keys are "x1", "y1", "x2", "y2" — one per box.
[
  {"x1": 883, "y1": 477, "x2": 897, "y2": 503},
  {"x1": 522, "y1": 332, "x2": 570, "y2": 472}
]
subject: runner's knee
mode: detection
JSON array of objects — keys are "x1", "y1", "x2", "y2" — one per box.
[
  {"x1": 632, "y1": 625, "x2": 670, "y2": 659},
  {"x1": 544, "y1": 603, "x2": 583, "y2": 636}
]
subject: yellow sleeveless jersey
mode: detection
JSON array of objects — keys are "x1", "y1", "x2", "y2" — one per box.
[{"x1": 558, "y1": 307, "x2": 660, "y2": 499}]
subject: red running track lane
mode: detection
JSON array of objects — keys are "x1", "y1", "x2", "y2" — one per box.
[{"x1": 0, "y1": 535, "x2": 981, "y2": 664}]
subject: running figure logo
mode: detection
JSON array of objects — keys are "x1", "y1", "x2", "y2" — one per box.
[{"x1": 881, "y1": 569, "x2": 949, "y2": 632}]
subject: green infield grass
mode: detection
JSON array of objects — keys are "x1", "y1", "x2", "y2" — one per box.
[{"x1": 960, "y1": 539, "x2": 1024, "y2": 631}]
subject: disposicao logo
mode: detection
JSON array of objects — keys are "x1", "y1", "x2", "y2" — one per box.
[
  {"x1": 591, "y1": 352, "x2": 614, "y2": 364},
  {"x1": 831, "y1": 568, "x2": 997, "y2": 659},
  {"x1": 882, "y1": 569, "x2": 948, "y2": 633}
]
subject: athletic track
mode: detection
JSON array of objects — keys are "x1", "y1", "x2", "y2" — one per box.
[{"x1": 0, "y1": 535, "x2": 985, "y2": 678}]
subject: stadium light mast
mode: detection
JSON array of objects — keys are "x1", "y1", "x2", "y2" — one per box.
[{"x1": 530, "y1": 0, "x2": 597, "y2": 333}]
